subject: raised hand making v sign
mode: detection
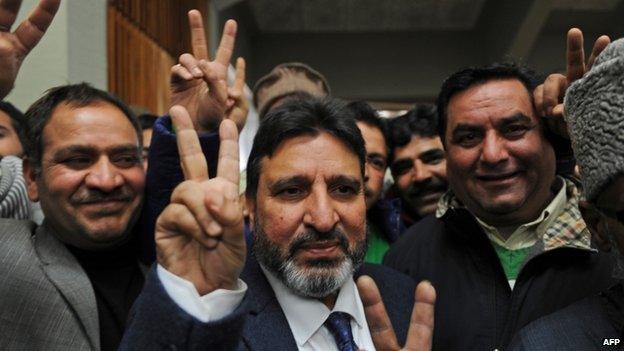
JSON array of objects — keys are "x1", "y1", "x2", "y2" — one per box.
[
  {"x1": 358, "y1": 276, "x2": 436, "y2": 351},
  {"x1": 0, "y1": 0, "x2": 60, "y2": 99},
  {"x1": 170, "y1": 11, "x2": 248, "y2": 133},
  {"x1": 156, "y1": 106, "x2": 245, "y2": 295},
  {"x1": 533, "y1": 28, "x2": 610, "y2": 137}
]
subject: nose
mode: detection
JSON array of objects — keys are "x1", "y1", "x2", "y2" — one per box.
[
  {"x1": 480, "y1": 132, "x2": 509, "y2": 165},
  {"x1": 412, "y1": 159, "x2": 433, "y2": 184},
  {"x1": 84, "y1": 158, "x2": 124, "y2": 192},
  {"x1": 303, "y1": 188, "x2": 340, "y2": 233}
]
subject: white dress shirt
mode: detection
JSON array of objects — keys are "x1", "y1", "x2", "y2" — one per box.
[
  {"x1": 262, "y1": 267, "x2": 375, "y2": 351},
  {"x1": 157, "y1": 265, "x2": 247, "y2": 322},
  {"x1": 157, "y1": 264, "x2": 376, "y2": 350}
]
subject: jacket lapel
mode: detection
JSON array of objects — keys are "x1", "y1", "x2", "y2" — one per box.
[
  {"x1": 34, "y1": 223, "x2": 100, "y2": 351},
  {"x1": 240, "y1": 257, "x2": 298, "y2": 350}
]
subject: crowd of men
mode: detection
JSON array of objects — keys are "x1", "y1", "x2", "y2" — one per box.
[{"x1": 0, "y1": 0, "x2": 623, "y2": 350}]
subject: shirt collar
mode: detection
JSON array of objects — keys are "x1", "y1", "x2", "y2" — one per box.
[
  {"x1": 261, "y1": 266, "x2": 365, "y2": 347},
  {"x1": 475, "y1": 177, "x2": 568, "y2": 250},
  {"x1": 435, "y1": 176, "x2": 593, "y2": 252}
]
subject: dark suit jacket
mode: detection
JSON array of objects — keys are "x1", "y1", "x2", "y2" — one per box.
[
  {"x1": 508, "y1": 282, "x2": 624, "y2": 351},
  {"x1": 121, "y1": 257, "x2": 416, "y2": 350}
]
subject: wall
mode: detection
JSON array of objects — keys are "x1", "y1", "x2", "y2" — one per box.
[
  {"x1": 250, "y1": 31, "x2": 485, "y2": 102},
  {"x1": 6, "y1": 0, "x2": 107, "y2": 111}
]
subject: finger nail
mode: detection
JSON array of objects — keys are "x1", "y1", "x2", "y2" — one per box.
[{"x1": 193, "y1": 67, "x2": 203, "y2": 76}]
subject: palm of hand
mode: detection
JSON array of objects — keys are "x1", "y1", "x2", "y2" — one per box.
[
  {"x1": 155, "y1": 105, "x2": 245, "y2": 296},
  {"x1": 156, "y1": 181, "x2": 245, "y2": 293}
]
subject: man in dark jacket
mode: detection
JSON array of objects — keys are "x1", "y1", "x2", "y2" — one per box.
[
  {"x1": 123, "y1": 12, "x2": 434, "y2": 350},
  {"x1": 121, "y1": 98, "x2": 435, "y2": 351},
  {"x1": 384, "y1": 60, "x2": 615, "y2": 350},
  {"x1": 509, "y1": 33, "x2": 623, "y2": 351}
]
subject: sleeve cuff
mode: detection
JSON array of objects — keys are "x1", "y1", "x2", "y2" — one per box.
[{"x1": 157, "y1": 264, "x2": 247, "y2": 322}]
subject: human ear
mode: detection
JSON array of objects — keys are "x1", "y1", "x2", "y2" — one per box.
[{"x1": 22, "y1": 158, "x2": 39, "y2": 202}]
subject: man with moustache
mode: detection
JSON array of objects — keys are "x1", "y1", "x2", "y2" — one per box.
[
  {"x1": 509, "y1": 35, "x2": 624, "y2": 351},
  {"x1": 122, "y1": 12, "x2": 434, "y2": 350},
  {"x1": 346, "y1": 101, "x2": 403, "y2": 263},
  {"x1": 384, "y1": 60, "x2": 615, "y2": 350},
  {"x1": 388, "y1": 104, "x2": 447, "y2": 227},
  {"x1": 0, "y1": 83, "x2": 146, "y2": 351},
  {"x1": 0, "y1": 1, "x2": 145, "y2": 350},
  {"x1": 120, "y1": 98, "x2": 436, "y2": 351}
]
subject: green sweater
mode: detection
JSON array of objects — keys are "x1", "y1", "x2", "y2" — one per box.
[
  {"x1": 491, "y1": 241, "x2": 531, "y2": 281},
  {"x1": 365, "y1": 222, "x2": 390, "y2": 264}
]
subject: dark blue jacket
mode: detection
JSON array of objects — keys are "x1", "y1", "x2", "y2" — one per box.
[
  {"x1": 367, "y1": 197, "x2": 405, "y2": 244},
  {"x1": 119, "y1": 265, "x2": 249, "y2": 351},
  {"x1": 508, "y1": 282, "x2": 624, "y2": 351},
  {"x1": 138, "y1": 116, "x2": 220, "y2": 264},
  {"x1": 121, "y1": 257, "x2": 415, "y2": 350}
]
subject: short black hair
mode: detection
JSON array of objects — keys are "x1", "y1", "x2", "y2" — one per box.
[
  {"x1": 0, "y1": 101, "x2": 25, "y2": 146},
  {"x1": 436, "y1": 62, "x2": 540, "y2": 143},
  {"x1": 388, "y1": 104, "x2": 438, "y2": 162},
  {"x1": 346, "y1": 101, "x2": 386, "y2": 135},
  {"x1": 138, "y1": 113, "x2": 157, "y2": 130},
  {"x1": 23, "y1": 83, "x2": 142, "y2": 173},
  {"x1": 246, "y1": 97, "x2": 366, "y2": 199}
]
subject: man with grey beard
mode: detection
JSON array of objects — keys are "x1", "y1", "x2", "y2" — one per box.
[{"x1": 120, "y1": 97, "x2": 436, "y2": 350}]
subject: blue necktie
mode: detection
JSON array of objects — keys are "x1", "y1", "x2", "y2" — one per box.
[{"x1": 324, "y1": 312, "x2": 359, "y2": 351}]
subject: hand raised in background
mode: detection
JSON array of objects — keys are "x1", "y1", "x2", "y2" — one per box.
[
  {"x1": 170, "y1": 10, "x2": 248, "y2": 133},
  {"x1": 155, "y1": 104, "x2": 245, "y2": 295},
  {"x1": 533, "y1": 28, "x2": 610, "y2": 138},
  {"x1": 358, "y1": 277, "x2": 436, "y2": 351},
  {"x1": 0, "y1": 0, "x2": 60, "y2": 99}
]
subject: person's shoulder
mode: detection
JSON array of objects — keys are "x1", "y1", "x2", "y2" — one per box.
[
  {"x1": 0, "y1": 218, "x2": 37, "y2": 250},
  {"x1": 384, "y1": 214, "x2": 442, "y2": 264},
  {"x1": 509, "y1": 295, "x2": 613, "y2": 350},
  {"x1": 0, "y1": 219, "x2": 39, "y2": 282},
  {"x1": 394, "y1": 214, "x2": 441, "y2": 246}
]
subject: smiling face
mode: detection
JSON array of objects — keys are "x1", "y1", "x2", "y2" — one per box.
[
  {"x1": 25, "y1": 102, "x2": 145, "y2": 250},
  {"x1": 444, "y1": 79, "x2": 556, "y2": 226},
  {"x1": 392, "y1": 135, "x2": 447, "y2": 217},
  {"x1": 249, "y1": 132, "x2": 367, "y2": 298}
]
